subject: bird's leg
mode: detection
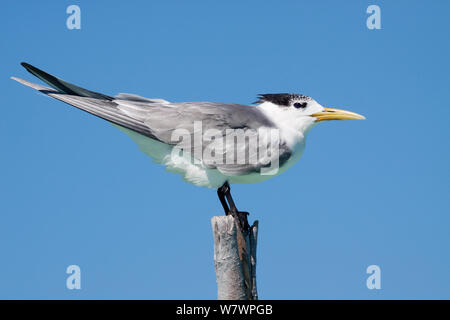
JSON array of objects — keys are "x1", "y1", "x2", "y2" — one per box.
[
  {"x1": 217, "y1": 184, "x2": 230, "y2": 215},
  {"x1": 217, "y1": 181, "x2": 250, "y2": 234}
]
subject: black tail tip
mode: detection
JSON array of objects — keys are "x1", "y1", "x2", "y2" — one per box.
[
  {"x1": 20, "y1": 62, "x2": 33, "y2": 71},
  {"x1": 20, "y1": 62, "x2": 45, "y2": 77}
]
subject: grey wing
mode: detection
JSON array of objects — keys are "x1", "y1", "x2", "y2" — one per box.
[
  {"x1": 13, "y1": 76, "x2": 290, "y2": 175},
  {"x1": 12, "y1": 75, "x2": 269, "y2": 145},
  {"x1": 138, "y1": 102, "x2": 274, "y2": 142}
]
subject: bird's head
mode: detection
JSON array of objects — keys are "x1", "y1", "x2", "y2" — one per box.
[{"x1": 255, "y1": 93, "x2": 365, "y2": 133}]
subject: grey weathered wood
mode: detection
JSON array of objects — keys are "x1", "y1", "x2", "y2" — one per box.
[
  {"x1": 211, "y1": 215, "x2": 258, "y2": 300},
  {"x1": 249, "y1": 221, "x2": 258, "y2": 300}
]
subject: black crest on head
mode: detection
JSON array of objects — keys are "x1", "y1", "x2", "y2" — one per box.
[{"x1": 254, "y1": 93, "x2": 311, "y2": 106}]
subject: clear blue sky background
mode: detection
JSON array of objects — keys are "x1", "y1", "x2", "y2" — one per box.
[{"x1": 1, "y1": 1, "x2": 449, "y2": 299}]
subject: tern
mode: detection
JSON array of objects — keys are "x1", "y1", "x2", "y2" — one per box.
[{"x1": 12, "y1": 63, "x2": 365, "y2": 233}]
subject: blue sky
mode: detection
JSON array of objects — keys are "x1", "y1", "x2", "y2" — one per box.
[{"x1": 1, "y1": 0, "x2": 449, "y2": 299}]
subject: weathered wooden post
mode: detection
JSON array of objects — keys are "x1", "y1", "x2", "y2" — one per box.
[{"x1": 211, "y1": 215, "x2": 258, "y2": 300}]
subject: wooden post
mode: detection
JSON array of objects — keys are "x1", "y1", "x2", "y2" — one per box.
[{"x1": 211, "y1": 215, "x2": 258, "y2": 300}]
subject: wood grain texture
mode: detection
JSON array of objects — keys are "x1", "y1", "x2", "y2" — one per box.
[{"x1": 211, "y1": 215, "x2": 258, "y2": 300}]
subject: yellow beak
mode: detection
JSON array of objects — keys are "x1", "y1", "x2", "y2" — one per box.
[{"x1": 312, "y1": 107, "x2": 366, "y2": 122}]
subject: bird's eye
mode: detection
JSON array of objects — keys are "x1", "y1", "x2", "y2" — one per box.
[{"x1": 294, "y1": 102, "x2": 307, "y2": 109}]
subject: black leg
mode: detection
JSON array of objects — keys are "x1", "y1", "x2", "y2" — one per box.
[
  {"x1": 217, "y1": 184, "x2": 229, "y2": 215},
  {"x1": 217, "y1": 181, "x2": 250, "y2": 234}
]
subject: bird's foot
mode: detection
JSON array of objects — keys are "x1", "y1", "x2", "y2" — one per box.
[{"x1": 229, "y1": 209, "x2": 250, "y2": 235}]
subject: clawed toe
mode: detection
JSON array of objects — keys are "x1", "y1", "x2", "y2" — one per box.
[{"x1": 217, "y1": 182, "x2": 250, "y2": 234}]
